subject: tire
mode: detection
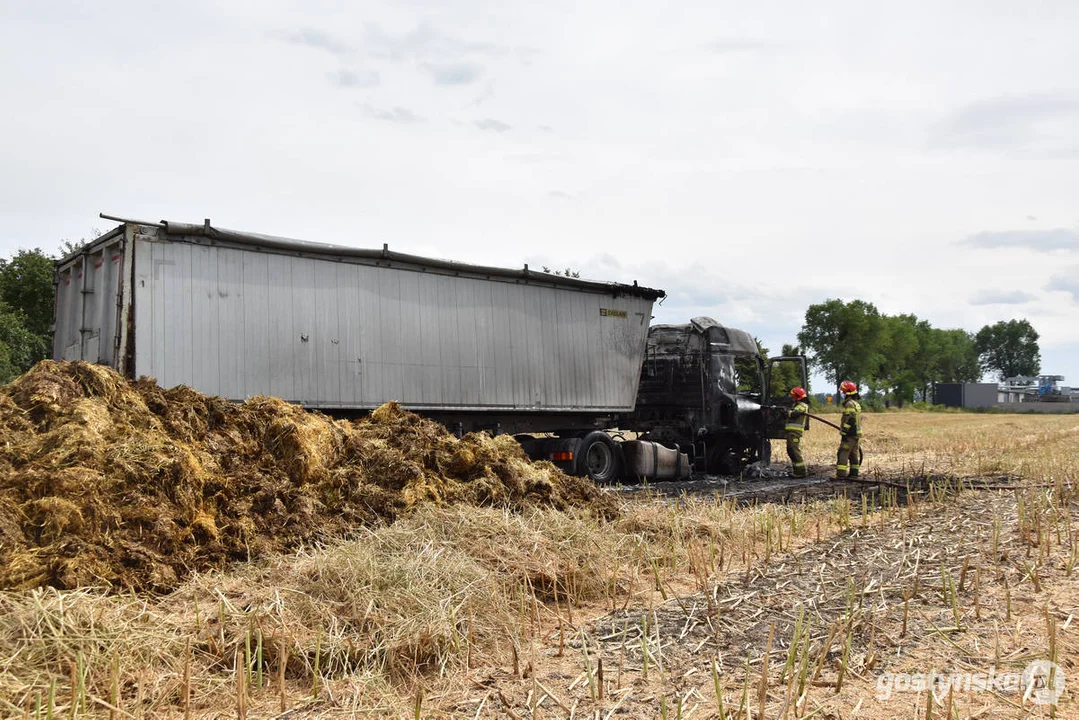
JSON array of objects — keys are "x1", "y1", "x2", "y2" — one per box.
[
  {"x1": 708, "y1": 444, "x2": 741, "y2": 476},
  {"x1": 575, "y1": 432, "x2": 621, "y2": 483}
]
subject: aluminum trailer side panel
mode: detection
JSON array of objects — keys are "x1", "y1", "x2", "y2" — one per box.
[
  {"x1": 104, "y1": 225, "x2": 656, "y2": 412},
  {"x1": 52, "y1": 229, "x2": 127, "y2": 367}
]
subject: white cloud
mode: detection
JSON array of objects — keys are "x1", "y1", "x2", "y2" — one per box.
[
  {"x1": 962, "y1": 228, "x2": 1079, "y2": 251},
  {"x1": 969, "y1": 289, "x2": 1037, "y2": 306},
  {"x1": 358, "y1": 103, "x2": 425, "y2": 124},
  {"x1": 475, "y1": 118, "x2": 511, "y2": 132},
  {"x1": 423, "y1": 62, "x2": 483, "y2": 85},
  {"x1": 327, "y1": 68, "x2": 380, "y2": 89},
  {"x1": 277, "y1": 28, "x2": 352, "y2": 56},
  {"x1": 929, "y1": 93, "x2": 1079, "y2": 152},
  {"x1": 1046, "y1": 269, "x2": 1079, "y2": 303}
]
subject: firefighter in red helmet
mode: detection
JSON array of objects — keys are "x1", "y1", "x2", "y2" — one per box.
[
  {"x1": 835, "y1": 381, "x2": 862, "y2": 479},
  {"x1": 785, "y1": 386, "x2": 810, "y2": 478}
]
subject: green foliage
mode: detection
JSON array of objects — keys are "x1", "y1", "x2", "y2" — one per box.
[
  {"x1": 797, "y1": 299, "x2": 884, "y2": 396},
  {"x1": 876, "y1": 318, "x2": 980, "y2": 406},
  {"x1": 0, "y1": 247, "x2": 58, "y2": 383},
  {"x1": 735, "y1": 338, "x2": 764, "y2": 394},
  {"x1": 749, "y1": 339, "x2": 807, "y2": 398},
  {"x1": 0, "y1": 302, "x2": 49, "y2": 384},
  {"x1": 928, "y1": 328, "x2": 981, "y2": 386},
  {"x1": 873, "y1": 314, "x2": 919, "y2": 405},
  {"x1": 771, "y1": 342, "x2": 808, "y2": 398},
  {"x1": 0, "y1": 248, "x2": 55, "y2": 337},
  {"x1": 797, "y1": 300, "x2": 984, "y2": 408},
  {"x1": 974, "y1": 319, "x2": 1041, "y2": 380},
  {"x1": 0, "y1": 336, "x2": 13, "y2": 383},
  {"x1": 859, "y1": 394, "x2": 888, "y2": 412},
  {"x1": 909, "y1": 401, "x2": 962, "y2": 413}
]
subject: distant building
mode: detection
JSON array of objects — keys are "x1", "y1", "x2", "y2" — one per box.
[
  {"x1": 997, "y1": 375, "x2": 1071, "y2": 403},
  {"x1": 934, "y1": 383, "x2": 998, "y2": 408},
  {"x1": 997, "y1": 387, "x2": 1026, "y2": 403}
]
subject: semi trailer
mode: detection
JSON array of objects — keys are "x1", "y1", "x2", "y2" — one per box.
[{"x1": 52, "y1": 215, "x2": 806, "y2": 482}]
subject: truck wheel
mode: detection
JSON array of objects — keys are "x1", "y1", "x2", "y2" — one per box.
[
  {"x1": 708, "y1": 445, "x2": 741, "y2": 475},
  {"x1": 576, "y1": 432, "x2": 621, "y2": 483}
]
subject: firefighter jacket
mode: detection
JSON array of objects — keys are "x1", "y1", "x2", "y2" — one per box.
[
  {"x1": 785, "y1": 400, "x2": 809, "y2": 435},
  {"x1": 840, "y1": 397, "x2": 863, "y2": 438}
]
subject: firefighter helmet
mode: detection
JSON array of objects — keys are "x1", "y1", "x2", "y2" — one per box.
[
  {"x1": 840, "y1": 381, "x2": 857, "y2": 395},
  {"x1": 790, "y1": 386, "x2": 807, "y2": 401}
]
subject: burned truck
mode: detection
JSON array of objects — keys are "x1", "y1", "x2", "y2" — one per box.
[
  {"x1": 629, "y1": 317, "x2": 806, "y2": 475},
  {"x1": 52, "y1": 215, "x2": 805, "y2": 484},
  {"x1": 516, "y1": 317, "x2": 807, "y2": 482}
]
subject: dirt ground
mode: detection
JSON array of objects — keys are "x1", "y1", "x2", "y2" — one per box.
[
  {"x1": 2, "y1": 402, "x2": 1076, "y2": 719},
  {"x1": 265, "y1": 413, "x2": 1079, "y2": 719},
  {"x1": 231, "y1": 481, "x2": 1076, "y2": 718},
  {"x1": 471, "y1": 487, "x2": 1076, "y2": 719}
]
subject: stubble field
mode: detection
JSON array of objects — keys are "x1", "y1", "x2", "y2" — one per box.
[{"x1": 1, "y1": 389, "x2": 1076, "y2": 719}]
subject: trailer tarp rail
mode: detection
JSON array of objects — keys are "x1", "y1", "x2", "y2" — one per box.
[{"x1": 89, "y1": 213, "x2": 666, "y2": 301}]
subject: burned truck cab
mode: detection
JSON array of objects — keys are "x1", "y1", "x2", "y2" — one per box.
[{"x1": 631, "y1": 317, "x2": 806, "y2": 475}]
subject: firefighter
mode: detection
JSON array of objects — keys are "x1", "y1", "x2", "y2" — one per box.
[
  {"x1": 785, "y1": 386, "x2": 810, "y2": 478},
  {"x1": 835, "y1": 380, "x2": 863, "y2": 479}
]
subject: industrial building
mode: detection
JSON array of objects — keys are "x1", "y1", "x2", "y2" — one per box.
[
  {"x1": 933, "y1": 383, "x2": 999, "y2": 409},
  {"x1": 935, "y1": 375, "x2": 1076, "y2": 410},
  {"x1": 997, "y1": 375, "x2": 1073, "y2": 403}
]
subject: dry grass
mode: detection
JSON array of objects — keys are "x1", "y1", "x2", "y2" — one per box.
[
  {"x1": 0, "y1": 361, "x2": 608, "y2": 593},
  {"x1": 0, "y1": 411, "x2": 1076, "y2": 717},
  {"x1": 797, "y1": 410, "x2": 1079, "y2": 481},
  {"x1": 0, "y1": 496, "x2": 852, "y2": 717}
]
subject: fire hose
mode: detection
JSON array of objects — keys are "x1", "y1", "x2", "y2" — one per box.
[
  {"x1": 804, "y1": 412, "x2": 865, "y2": 468},
  {"x1": 797, "y1": 412, "x2": 1068, "y2": 492},
  {"x1": 805, "y1": 412, "x2": 841, "y2": 432}
]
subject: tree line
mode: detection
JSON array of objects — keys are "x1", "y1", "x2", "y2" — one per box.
[
  {"x1": 0, "y1": 249, "x2": 56, "y2": 383},
  {"x1": 0, "y1": 235, "x2": 93, "y2": 384},
  {"x1": 796, "y1": 298, "x2": 1041, "y2": 407}
]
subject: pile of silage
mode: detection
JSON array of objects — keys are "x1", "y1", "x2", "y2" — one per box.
[{"x1": 0, "y1": 361, "x2": 612, "y2": 593}]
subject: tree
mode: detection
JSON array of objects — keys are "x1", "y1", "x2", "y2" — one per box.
[
  {"x1": 736, "y1": 338, "x2": 768, "y2": 394},
  {"x1": 974, "y1": 319, "x2": 1040, "y2": 380},
  {"x1": 769, "y1": 342, "x2": 807, "y2": 398},
  {"x1": 0, "y1": 233, "x2": 101, "y2": 384},
  {"x1": 907, "y1": 318, "x2": 940, "y2": 401},
  {"x1": 797, "y1": 299, "x2": 884, "y2": 396},
  {"x1": 57, "y1": 228, "x2": 99, "y2": 258},
  {"x1": 935, "y1": 329, "x2": 981, "y2": 384},
  {"x1": 747, "y1": 339, "x2": 805, "y2": 397},
  {"x1": 0, "y1": 247, "x2": 64, "y2": 383},
  {"x1": 0, "y1": 302, "x2": 49, "y2": 384},
  {"x1": 0, "y1": 248, "x2": 55, "y2": 338},
  {"x1": 875, "y1": 314, "x2": 920, "y2": 406}
]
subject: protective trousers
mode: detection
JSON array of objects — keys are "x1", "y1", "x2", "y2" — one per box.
[
  {"x1": 836, "y1": 436, "x2": 860, "y2": 479},
  {"x1": 786, "y1": 433, "x2": 806, "y2": 478}
]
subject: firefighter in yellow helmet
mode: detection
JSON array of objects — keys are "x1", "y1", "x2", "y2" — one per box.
[
  {"x1": 785, "y1": 386, "x2": 810, "y2": 478},
  {"x1": 835, "y1": 381, "x2": 862, "y2": 479}
]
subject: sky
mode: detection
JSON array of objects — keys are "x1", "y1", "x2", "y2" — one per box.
[{"x1": 2, "y1": 1, "x2": 1078, "y2": 388}]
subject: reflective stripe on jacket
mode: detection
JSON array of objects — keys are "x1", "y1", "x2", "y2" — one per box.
[
  {"x1": 785, "y1": 401, "x2": 809, "y2": 434},
  {"x1": 841, "y1": 398, "x2": 862, "y2": 437}
]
